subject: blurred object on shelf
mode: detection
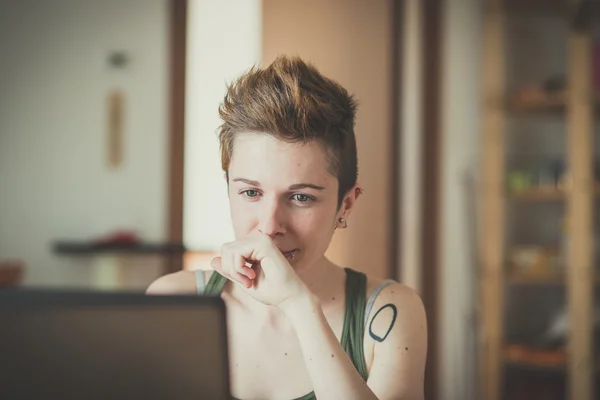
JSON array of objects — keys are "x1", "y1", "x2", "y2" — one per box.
[
  {"x1": 540, "y1": 305, "x2": 600, "y2": 350},
  {"x1": 510, "y1": 85, "x2": 564, "y2": 109},
  {"x1": 0, "y1": 260, "x2": 24, "y2": 287},
  {"x1": 534, "y1": 163, "x2": 557, "y2": 190},
  {"x1": 504, "y1": 159, "x2": 600, "y2": 196},
  {"x1": 508, "y1": 245, "x2": 561, "y2": 276},
  {"x1": 507, "y1": 170, "x2": 534, "y2": 193},
  {"x1": 549, "y1": 160, "x2": 566, "y2": 190},
  {"x1": 507, "y1": 159, "x2": 566, "y2": 195},
  {"x1": 504, "y1": 344, "x2": 567, "y2": 367},
  {"x1": 510, "y1": 75, "x2": 566, "y2": 109},
  {"x1": 542, "y1": 75, "x2": 567, "y2": 93},
  {"x1": 91, "y1": 229, "x2": 140, "y2": 246}
]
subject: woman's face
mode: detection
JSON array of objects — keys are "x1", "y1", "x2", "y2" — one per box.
[{"x1": 227, "y1": 132, "x2": 352, "y2": 271}]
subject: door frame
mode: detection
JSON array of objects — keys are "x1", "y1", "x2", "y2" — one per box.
[{"x1": 166, "y1": 0, "x2": 187, "y2": 274}]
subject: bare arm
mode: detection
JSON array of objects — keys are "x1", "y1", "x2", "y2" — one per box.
[
  {"x1": 280, "y1": 293, "x2": 378, "y2": 400},
  {"x1": 145, "y1": 271, "x2": 197, "y2": 295},
  {"x1": 280, "y1": 283, "x2": 427, "y2": 400},
  {"x1": 365, "y1": 284, "x2": 427, "y2": 399}
]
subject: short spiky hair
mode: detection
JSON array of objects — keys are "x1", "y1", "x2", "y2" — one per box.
[{"x1": 218, "y1": 55, "x2": 358, "y2": 206}]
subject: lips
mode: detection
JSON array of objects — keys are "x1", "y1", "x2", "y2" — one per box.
[{"x1": 282, "y1": 249, "x2": 298, "y2": 261}]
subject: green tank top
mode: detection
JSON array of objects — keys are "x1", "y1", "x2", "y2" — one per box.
[{"x1": 203, "y1": 268, "x2": 369, "y2": 400}]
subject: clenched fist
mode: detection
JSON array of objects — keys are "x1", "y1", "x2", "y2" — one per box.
[{"x1": 211, "y1": 232, "x2": 310, "y2": 308}]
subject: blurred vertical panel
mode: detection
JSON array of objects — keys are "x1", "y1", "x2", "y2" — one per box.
[
  {"x1": 390, "y1": 0, "x2": 403, "y2": 283},
  {"x1": 566, "y1": 7, "x2": 594, "y2": 399},
  {"x1": 182, "y1": 0, "x2": 260, "y2": 253},
  {"x1": 438, "y1": 0, "x2": 483, "y2": 398},
  {"x1": 262, "y1": 0, "x2": 394, "y2": 280},
  {"x1": 399, "y1": 0, "x2": 424, "y2": 295},
  {"x1": 166, "y1": 0, "x2": 187, "y2": 274},
  {"x1": 420, "y1": 0, "x2": 443, "y2": 398}
]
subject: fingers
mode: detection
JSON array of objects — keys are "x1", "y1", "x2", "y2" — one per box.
[
  {"x1": 213, "y1": 236, "x2": 282, "y2": 289},
  {"x1": 235, "y1": 254, "x2": 256, "y2": 280},
  {"x1": 241, "y1": 265, "x2": 256, "y2": 280},
  {"x1": 211, "y1": 252, "x2": 256, "y2": 289},
  {"x1": 235, "y1": 272, "x2": 253, "y2": 288}
]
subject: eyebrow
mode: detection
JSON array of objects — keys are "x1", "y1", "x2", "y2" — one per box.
[
  {"x1": 232, "y1": 178, "x2": 261, "y2": 187},
  {"x1": 231, "y1": 178, "x2": 325, "y2": 191},
  {"x1": 288, "y1": 183, "x2": 325, "y2": 191}
]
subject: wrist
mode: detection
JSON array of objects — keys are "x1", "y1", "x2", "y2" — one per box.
[{"x1": 278, "y1": 289, "x2": 320, "y2": 322}]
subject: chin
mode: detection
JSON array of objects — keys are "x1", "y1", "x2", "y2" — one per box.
[{"x1": 286, "y1": 253, "x2": 316, "y2": 274}]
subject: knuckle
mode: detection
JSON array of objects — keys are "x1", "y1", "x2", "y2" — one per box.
[{"x1": 221, "y1": 241, "x2": 235, "y2": 256}]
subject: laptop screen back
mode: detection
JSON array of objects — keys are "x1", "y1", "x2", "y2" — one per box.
[{"x1": 0, "y1": 290, "x2": 230, "y2": 400}]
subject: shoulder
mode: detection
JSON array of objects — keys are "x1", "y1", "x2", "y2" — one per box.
[
  {"x1": 145, "y1": 270, "x2": 202, "y2": 295},
  {"x1": 364, "y1": 274, "x2": 425, "y2": 320},
  {"x1": 362, "y1": 273, "x2": 427, "y2": 354},
  {"x1": 371, "y1": 280, "x2": 424, "y2": 317},
  {"x1": 366, "y1": 277, "x2": 426, "y2": 336}
]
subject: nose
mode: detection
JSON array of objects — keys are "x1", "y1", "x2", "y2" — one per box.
[{"x1": 257, "y1": 196, "x2": 286, "y2": 237}]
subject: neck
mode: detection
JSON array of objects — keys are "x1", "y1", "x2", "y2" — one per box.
[{"x1": 295, "y1": 256, "x2": 344, "y2": 302}]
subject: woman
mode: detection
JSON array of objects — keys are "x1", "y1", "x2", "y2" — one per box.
[{"x1": 147, "y1": 56, "x2": 427, "y2": 400}]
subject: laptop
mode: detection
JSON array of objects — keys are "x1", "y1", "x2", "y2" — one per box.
[{"x1": 0, "y1": 289, "x2": 230, "y2": 399}]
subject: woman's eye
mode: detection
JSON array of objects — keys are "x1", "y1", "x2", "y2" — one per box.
[
  {"x1": 242, "y1": 190, "x2": 259, "y2": 198},
  {"x1": 293, "y1": 194, "x2": 312, "y2": 203}
]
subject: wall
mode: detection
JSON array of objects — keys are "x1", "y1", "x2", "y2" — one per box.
[
  {"x1": 0, "y1": 0, "x2": 169, "y2": 288},
  {"x1": 183, "y1": 0, "x2": 262, "y2": 253},
  {"x1": 261, "y1": 0, "x2": 394, "y2": 279}
]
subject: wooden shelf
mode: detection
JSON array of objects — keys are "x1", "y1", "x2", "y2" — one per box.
[
  {"x1": 509, "y1": 188, "x2": 566, "y2": 201},
  {"x1": 504, "y1": 345, "x2": 600, "y2": 375},
  {"x1": 507, "y1": 90, "x2": 600, "y2": 113},
  {"x1": 483, "y1": 0, "x2": 567, "y2": 16},
  {"x1": 52, "y1": 241, "x2": 187, "y2": 256},
  {"x1": 493, "y1": 0, "x2": 596, "y2": 19},
  {"x1": 481, "y1": 2, "x2": 597, "y2": 399},
  {"x1": 509, "y1": 186, "x2": 600, "y2": 202},
  {"x1": 507, "y1": 92, "x2": 567, "y2": 112},
  {"x1": 507, "y1": 272, "x2": 565, "y2": 285},
  {"x1": 504, "y1": 345, "x2": 567, "y2": 369},
  {"x1": 507, "y1": 271, "x2": 600, "y2": 285},
  {"x1": 505, "y1": 359, "x2": 567, "y2": 375}
]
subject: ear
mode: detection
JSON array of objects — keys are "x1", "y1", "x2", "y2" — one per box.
[{"x1": 337, "y1": 183, "x2": 363, "y2": 222}]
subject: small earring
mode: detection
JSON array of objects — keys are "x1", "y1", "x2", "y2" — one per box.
[{"x1": 338, "y1": 217, "x2": 348, "y2": 229}]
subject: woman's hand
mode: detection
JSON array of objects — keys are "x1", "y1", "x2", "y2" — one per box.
[{"x1": 210, "y1": 233, "x2": 310, "y2": 307}]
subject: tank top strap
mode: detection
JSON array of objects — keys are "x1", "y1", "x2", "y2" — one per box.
[
  {"x1": 340, "y1": 267, "x2": 369, "y2": 381},
  {"x1": 203, "y1": 271, "x2": 228, "y2": 296}
]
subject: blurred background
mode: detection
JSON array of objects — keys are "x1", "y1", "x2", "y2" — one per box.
[{"x1": 1, "y1": 0, "x2": 599, "y2": 399}]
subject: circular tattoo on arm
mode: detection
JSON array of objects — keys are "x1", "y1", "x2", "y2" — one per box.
[{"x1": 368, "y1": 304, "x2": 398, "y2": 343}]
